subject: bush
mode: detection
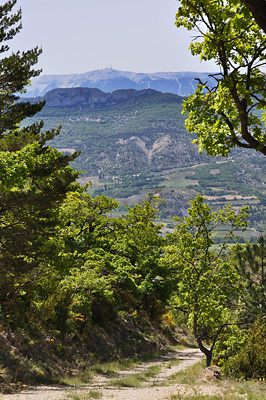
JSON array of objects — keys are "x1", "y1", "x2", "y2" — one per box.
[{"x1": 221, "y1": 318, "x2": 266, "y2": 379}]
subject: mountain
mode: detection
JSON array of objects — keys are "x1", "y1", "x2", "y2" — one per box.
[
  {"x1": 22, "y1": 68, "x2": 216, "y2": 98},
  {"x1": 25, "y1": 87, "x2": 208, "y2": 175},
  {"x1": 30, "y1": 87, "x2": 177, "y2": 108},
  {"x1": 24, "y1": 87, "x2": 266, "y2": 237}
]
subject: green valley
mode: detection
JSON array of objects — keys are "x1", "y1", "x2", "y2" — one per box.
[{"x1": 25, "y1": 87, "x2": 266, "y2": 239}]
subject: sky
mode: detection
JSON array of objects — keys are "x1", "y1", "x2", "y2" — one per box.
[{"x1": 11, "y1": 0, "x2": 218, "y2": 76}]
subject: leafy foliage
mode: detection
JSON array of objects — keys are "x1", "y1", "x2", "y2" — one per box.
[
  {"x1": 163, "y1": 195, "x2": 248, "y2": 366},
  {"x1": 53, "y1": 190, "x2": 170, "y2": 329},
  {"x1": 176, "y1": 0, "x2": 266, "y2": 156},
  {"x1": 1, "y1": 0, "x2": 266, "y2": 387},
  {"x1": 241, "y1": 0, "x2": 266, "y2": 34},
  {"x1": 233, "y1": 235, "x2": 266, "y2": 323},
  {"x1": 221, "y1": 318, "x2": 266, "y2": 379},
  {"x1": 0, "y1": 0, "x2": 79, "y2": 321}
]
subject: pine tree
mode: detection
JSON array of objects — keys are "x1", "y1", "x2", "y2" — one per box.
[
  {"x1": 234, "y1": 235, "x2": 266, "y2": 324},
  {"x1": 0, "y1": 0, "x2": 80, "y2": 303},
  {"x1": 0, "y1": 0, "x2": 44, "y2": 139}
]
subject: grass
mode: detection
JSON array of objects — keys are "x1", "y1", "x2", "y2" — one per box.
[
  {"x1": 90, "y1": 351, "x2": 164, "y2": 377},
  {"x1": 167, "y1": 358, "x2": 182, "y2": 368},
  {"x1": 170, "y1": 381, "x2": 266, "y2": 400},
  {"x1": 90, "y1": 361, "x2": 124, "y2": 376},
  {"x1": 171, "y1": 395, "x2": 224, "y2": 400},
  {"x1": 62, "y1": 346, "x2": 183, "y2": 386},
  {"x1": 65, "y1": 355, "x2": 266, "y2": 399},
  {"x1": 227, "y1": 380, "x2": 266, "y2": 400},
  {"x1": 109, "y1": 364, "x2": 162, "y2": 387},
  {"x1": 170, "y1": 395, "x2": 236, "y2": 400},
  {"x1": 168, "y1": 360, "x2": 266, "y2": 400},
  {"x1": 168, "y1": 360, "x2": 205, "y2": 385},
  {"x1": 66, "y1": 390, "x2": 102, "y2": 400},
  {"x1": 160, "y1": 177, "x2": 197, "y2": 188},
  {"x1": 63, "y1": 369, "x2": 94, "y2": 386}
]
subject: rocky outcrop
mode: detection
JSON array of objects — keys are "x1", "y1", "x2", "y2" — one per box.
[{"x1": 26, "y1": 87, "x2": 179, "y2": 108}]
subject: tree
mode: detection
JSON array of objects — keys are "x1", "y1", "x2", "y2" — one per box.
[
  {"x1": 56, "y1": 191, "x2": 170, "y2": 323},
  {"x1": 162, "y1": 195, "x2": 248, "y2": 366},
  {"x1": 175, "y1": 0, "x2": 266, "y2": 157},
  {"x1": 0, "y1": 1, "x2": 79, "y2": 308},
  {"x1": 233, "y1": 235, "x2": 266, "y2": 323},
  {"x1": 0, "y1": 144, "x2": 79, "y2": 296},
  {"x1": 0, "y1": 0, "x2": 44, "y2": 139},
  {"x1": 120, "y1": 194, "x2": 170, "y2": 311},
  {"x1": 241, "y1": 0, "x2": 266, "y2": 34}
]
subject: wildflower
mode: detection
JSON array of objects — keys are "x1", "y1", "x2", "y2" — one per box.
[{"x1": 74, "y1": 313, "x2": 85, "y2": 321}]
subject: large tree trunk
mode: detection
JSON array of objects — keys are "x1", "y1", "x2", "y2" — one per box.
[
  {"x1": 193, "y1": 298, "x2": 213, "y2": 367},
  {"x1": 196, "y1": 337, "x2": 212, "y2": 367},
  {"x1": 241, "y1": 0, "x2": 266, "y2": 34}
]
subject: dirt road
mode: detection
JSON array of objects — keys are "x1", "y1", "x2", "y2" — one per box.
[{"x1": 1, "y1": 348, "x2": 220, "y2": 400}]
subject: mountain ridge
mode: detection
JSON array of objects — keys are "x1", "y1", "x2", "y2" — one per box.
[
  {"x1": 26, "y1": 87, "x2": 182, "y2": 108},
  {"x1": 25, "y1": 87, "x2": 204, "y2": 175},
  {"x1": 23, "y1": 68, "x2": 216, "y2": 98}
]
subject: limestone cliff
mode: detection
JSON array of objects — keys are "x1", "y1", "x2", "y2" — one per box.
[{"x1": 35, "y1": 87, "x2": 178, "y2": 108}]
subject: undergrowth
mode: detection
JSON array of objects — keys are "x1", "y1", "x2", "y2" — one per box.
[{"x1": 0, "y1": 310, "x2": 185, "y2": 393}]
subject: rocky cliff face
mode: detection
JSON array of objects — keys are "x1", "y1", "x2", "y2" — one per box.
[
  {"x1": 41, "y1": 87, "x2": 170, "y2": 108},
  {"x1": 26, "y1": 87, "x2": 183, "y2": 110}
]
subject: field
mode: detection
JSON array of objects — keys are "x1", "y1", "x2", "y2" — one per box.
[{"x1": 85, "y1": 157, "x2": 266, "y2": 240}]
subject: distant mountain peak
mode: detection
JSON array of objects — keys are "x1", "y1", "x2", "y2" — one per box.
[{"x1": 23, "y1": 69, "x2": 215, "y2": 98}]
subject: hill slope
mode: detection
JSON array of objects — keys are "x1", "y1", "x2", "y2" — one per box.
[{"x1": 27, "y1": 87, "x2": 208, "y2": 175}]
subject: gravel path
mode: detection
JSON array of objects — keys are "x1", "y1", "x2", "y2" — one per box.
[{"x1": 1, "y1": 348, "x2": 211, "y2": 400}]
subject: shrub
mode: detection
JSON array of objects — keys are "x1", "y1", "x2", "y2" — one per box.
[{"x1": 221, "y1": 318, "x2": 266, "y2": 379}]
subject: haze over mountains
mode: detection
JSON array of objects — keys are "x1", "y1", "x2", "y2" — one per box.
[{"x1": 24, "y1": 68, "x2": 215, "y2": 98}]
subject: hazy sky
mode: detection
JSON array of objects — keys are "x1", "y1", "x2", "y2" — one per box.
[{"x1": 11, "y1": 0, "x2": 218, "y2": 76}]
